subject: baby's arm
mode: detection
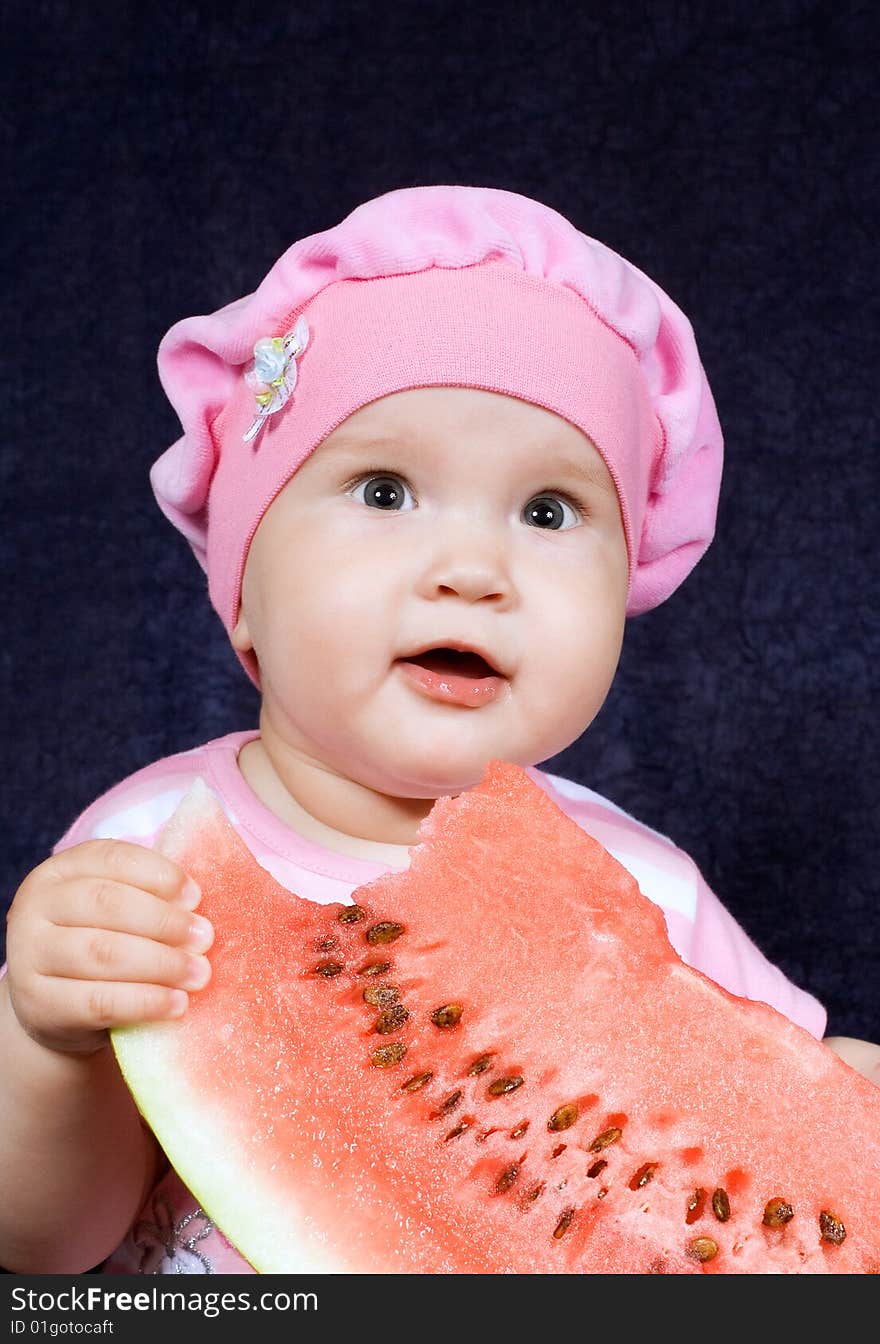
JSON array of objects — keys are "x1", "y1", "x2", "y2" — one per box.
[
  {"x1": 0, "y1": 839, "x2": 213, "y2": 1272},
  {"x1": 824, "y1": 1036, "x2": 880, "y2": 1087}
]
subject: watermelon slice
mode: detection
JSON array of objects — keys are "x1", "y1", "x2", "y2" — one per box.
[{"x1": 111, "y1": 763, "x2": 880, "y2": 1274}]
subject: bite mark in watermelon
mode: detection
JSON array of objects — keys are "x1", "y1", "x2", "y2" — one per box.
[{"x1": 111, "y1": 763, "x2": 880, "y2": 1274}]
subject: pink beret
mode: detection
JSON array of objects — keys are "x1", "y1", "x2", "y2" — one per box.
[{"x1": 152, "y1": 185, "x2": 723, "y2": 685}]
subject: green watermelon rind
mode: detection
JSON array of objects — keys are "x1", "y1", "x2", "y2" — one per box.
[{"x1": 114, "y1": 1017, "x2": 338, "y2": 1273}]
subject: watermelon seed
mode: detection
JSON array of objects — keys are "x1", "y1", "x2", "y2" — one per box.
[
  {"x1": 315, "y1": 936, "x2": 338, "y2": 952},
  {"x1": 476, "y1": 1128, "x2": 500, "y2": 1144},
  {"x1": 366, "y1": 921, "x2": 405, "y2": 945},
  {"x1": 444, "y1": 1120, "x2": 471, "y2": 1142},
  {"x1": 466, "y1": 1053, "x2": 496, "y2": 1076},
  {"x1": 551, "y1": 1144, "x2": 567, "y2": 1159},
  {"x1": 548, "y1": 1103, "x2": 579, "y2": 1132},
  {"x1": 314, "y1": 960, "x2": 345, "y2": 978},
  {"x1": 495, "y1": 1163, "x2": 520, "y2": 1194},
  {"x1": 433, "y1": 1090, "x2": 463, "y2": 1118},
  {"x1": 359, "y1": 959, "x2": 392, "y2": 978},
  {"x1": 487, "y1": 1075, "x2": 524, "y2": 1098},
  {"x1": 521, "y1": 1181, "x2": 545, "y2": 1205},
  {"x1": 589, "y1": 1126, "x2": 623, "y2": 1152},
  {"x1": 509, "y1": 1121, "x2": 530, "y2": 1140},
  {"x1": 686, "y1": 1189, "x2": 707, "y2": 1223},
  {"x1": 431, "y1": 1003, "x2": 464, "y2": 1029},
  {"x1": 363, "y1": 984, "x2": 400, "y2": 1008},
  {"x1": 553, "y1": 1207, "x2": 575, "y2": 1238},
  {"x1": 338, "y1": 904, "x2": 366, "y2": 924},
  {"x1": 763, "y1": 1198, "x2": 794, "y2": 1228},
  {"x1": 819, "y1": 1210, "x2": 846, "y2": 1245},
  {"x1": 629, "y1": 1163, "x2": 657, "y2": 1190},
  {"x1": 688, "y1": 1237, "x2": 718, "y2": 1263},
  {"x1": 374, "y1": 1004, "x2": 410, "y2": 1034},
  {"x1": 712, "y1": 1188, "x2": 731, "y2": 1222},
  {"x1": 401, "y1": 1071, "x2": 434, "y2": 1093},
  {"x1": 596, "y1": 1188, "x2": 608, "y2": 1200},
  {"x1": 587, "y1": 1159, "x2": 607, "y2": 1179},
  {"x1": 371, "y1": 1041, "x2": 407, "y2": 1068}
]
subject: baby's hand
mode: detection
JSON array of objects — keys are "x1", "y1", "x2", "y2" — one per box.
[{"x1": 5, "y1": 839, "x2": 213, "y2": 1055}]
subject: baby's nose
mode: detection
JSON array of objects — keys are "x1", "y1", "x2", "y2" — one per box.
[{"x1": 417, "y1": 526, "x2": 513, "y2": 604}]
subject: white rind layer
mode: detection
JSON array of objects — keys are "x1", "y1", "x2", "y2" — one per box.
[
  {"x1": 113, "y1": 1020, "x2": 348, "y2": 1274},
  {"x1": 112, "y1": 779, "x2": 348, "y2": 1274}
]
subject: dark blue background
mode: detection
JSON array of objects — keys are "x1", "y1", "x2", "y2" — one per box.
[{"x1": 3, "y1": 1, "x2": 877, "y2": 1041}]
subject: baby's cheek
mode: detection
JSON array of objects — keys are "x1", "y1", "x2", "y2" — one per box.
[{"x1": 528, "y1": 609, "x2": 621, "y2": 729}]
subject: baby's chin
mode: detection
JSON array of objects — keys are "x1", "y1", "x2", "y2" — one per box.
[
  {"x1": 357, "y1": 749, "x2": 537, "y2": 803},
  {"x1": 328, "y1": 715, "x2": 579, "y2": 804}
]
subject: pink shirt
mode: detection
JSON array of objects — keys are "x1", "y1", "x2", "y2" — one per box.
[{"x1": 47, "y1": 731, "x2": 825, "y2": 1274}]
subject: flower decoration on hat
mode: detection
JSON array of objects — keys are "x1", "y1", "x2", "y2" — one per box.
[{"x1": 242, "y1": 315, "x2": 310, "y2": 443}]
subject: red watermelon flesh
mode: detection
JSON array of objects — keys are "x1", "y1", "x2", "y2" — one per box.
[{"x1": 112, "y1": 763, "x2": 880, "y2": 1274}]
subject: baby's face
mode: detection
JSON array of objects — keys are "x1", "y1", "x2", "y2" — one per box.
[{"x1": 234, "y1": 387, "x2": 629, "y2": 799}]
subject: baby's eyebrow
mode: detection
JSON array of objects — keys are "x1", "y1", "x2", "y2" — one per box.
[
  {"x1": 542, "y1": 450, "x2": 618, "y2": 495},
  {"x1": 318, "y1": 429, "x2": 617, "y2": 495},
  {"x1": 317, "y1": 431, "x2": 411, "y2": 455}
]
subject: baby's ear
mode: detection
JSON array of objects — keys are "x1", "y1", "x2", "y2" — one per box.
[{"x1": 231, "y1": 612, "x2": 253, "y2": 654}]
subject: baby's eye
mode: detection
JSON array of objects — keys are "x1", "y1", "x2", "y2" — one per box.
[
  {"x1": 349, "y1": 474, "x2": 415, "y2": 511},
  {"x1": 522, "y1": 494, "x2": 580, "y2": 530}
]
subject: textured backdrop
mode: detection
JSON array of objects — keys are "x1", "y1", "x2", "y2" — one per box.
[{"x1": 3, "y1": 1, "x2": 877, "y2": 1043}]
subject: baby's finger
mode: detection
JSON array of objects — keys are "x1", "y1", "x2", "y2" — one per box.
[
  {"x1": 26, "y1": 976, "x2": 191, "y2": 1041},
  {"x1": 44, "y1": 839, "x2": 201, "y2": 908},
  {"x1": 35, "y1": 927, "x2": 212, "y2": 994},
  {"x1": 39, "y1": 877, "x2": 214, "y2": 953}
]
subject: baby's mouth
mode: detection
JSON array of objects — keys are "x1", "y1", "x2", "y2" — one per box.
[
  {"x1": 396, "y1": 647, "x2": 505, "y2": 708},
  {"x1": 405, "y1": 647, "x2": 499, "y2": 678}
]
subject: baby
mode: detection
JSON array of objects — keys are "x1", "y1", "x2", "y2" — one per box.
[{"x1": 2, "y1": 186, "x2": 877, "y2": 1275}]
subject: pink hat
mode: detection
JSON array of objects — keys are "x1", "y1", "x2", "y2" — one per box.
[{"x1": 152, "y1": 185, "x2": 723, "y2": 686}]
